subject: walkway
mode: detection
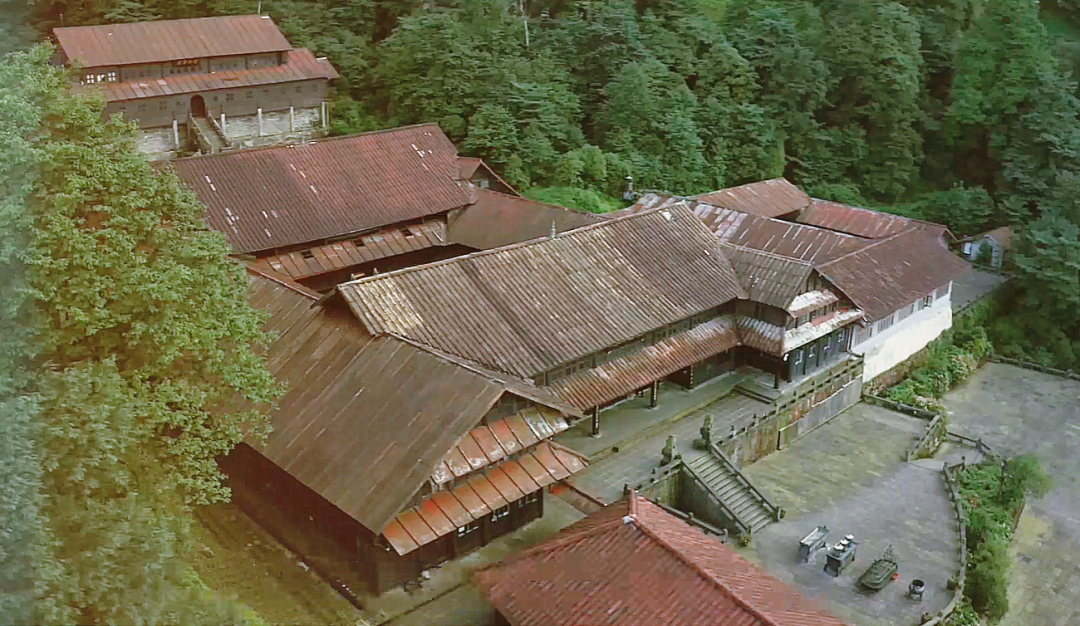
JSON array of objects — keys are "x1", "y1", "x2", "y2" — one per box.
[
  {"x1": 559, "y1": 389, "x2": 767, "y2": 504},
  {"x1": 944, "y1": 363, "x2": 1080, "y2": 626},
  {"x1": 742, "y1": 404, "x2": 960, "y2": 626}
]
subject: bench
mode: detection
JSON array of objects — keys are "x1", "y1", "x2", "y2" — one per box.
[{"x1": 798, "y1": 525, "x2": 829, "y2": 563}]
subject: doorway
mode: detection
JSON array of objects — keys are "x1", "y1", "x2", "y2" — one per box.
[{"x1": 190, "y1": 94, "x2": 206, "y2": 117}]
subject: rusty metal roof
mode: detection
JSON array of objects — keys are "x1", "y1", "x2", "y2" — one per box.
[
  {"x1": 246, "y1": 267, "x2": 574, "y2": 535},
  {"x1": 87, "y1": 47, "x2": 337, "y2": 103},
  {"x1": 384, "y1": 441, "x2": 587, "y2": 555},
  {"x1": 723, "y1": 245, "x2": 814, "y2": 310},
  {"x1": 473, "y1": 492, "x2": 850, "y2": 626},
  {"x1": 249, "y1": 220, "x2": 448, "y2": 280},
  {"x1": 798, "y1": 199, "x2": 949, "y2": 241},
  {"x1": 548, "y1": 317, "x2": 740, "y2": 410},
  {"x1": 694, "y1": 178, "x2": 810, "y2": 218},
  {"x1": 430, "y1": 406, "x2": 570, "y2": 488},
  {"x1": 55, "y1": 15, "x2": 293, "y2": 67},
  {"x1": 338, "y1": 205, "x2": 747, "y2": 379},
  {"x1": 620, "y1": 194, "x2": 865, "y2": 264},
  {"x1": 817, "y1": 229, "x2": 971, "y2": 322},
  {"x1": 447, "y1": 190, "x2": 604, "y2": 250},
  {"x1": 174, "y1": 124, "x2": 474, "y2": 254}
]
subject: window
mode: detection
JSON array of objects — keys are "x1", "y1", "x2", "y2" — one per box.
[
  {"x1": 877, "y1": 315, "x2": 895, "y2": 333},
  {"x1": 402, "y1": 227, "x2": 415, "y2": 238},
  {"x1": 106, "y1": 71, "x2": 117, "y2": 82},
  {"x1": 159, "y1": 101, "x2": 167, "y2": 111},
  {"x1": 300, "y1": 249, "x2": 315, "y2": 260},
  {"x1": 137, "y1": 103, "x2": 146, "y2": 111},
  {"x1": 245, "y1": 91, "x2": 253, "y2": 99},
  {"x1": 84, "y1": 73, "x2": 96, "y2": 84},
  {"x1": 490, "y1": 506, "x2": 510, "y2": 522},
  {"x1": 312, "y1": 84, "x2": 319, "y2": 92},
  {"x1": 295, "y1": 85, "x2": 303, "y2": 94},
  {"x1": 456, "y1": 521, "x2": 481, "y2": 538},
  {"x1": 226, "y1": 93, "x2": 234, "y2": 102},
  {"x1": 516, "y1": 492, "x2": 541, "y2": 509},
  {"x1": 354, "y1": 236, "x2": 367, "y2": 248},
  {"x1": 923, "y1": 295, "x2": 933, "y2": 308},
  {"x1": 212, "y1": 95, "x2": 218, "y2": 102}
]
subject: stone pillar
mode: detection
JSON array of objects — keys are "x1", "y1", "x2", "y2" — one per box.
[
  {"x1": 321, "y1": 101, "x2": 328, "y2": 129},
  {"x1": 220, "y1": 112, "x2": 226, "y2": 136},
  {"x1": 257, "y1": 108, "x2": 263, "y2": 137},
  {"x1": 649, "y1": 380, "x2": 659, "y2": 408},
  {"x1": 289, "y1": 106, "x2": 295, "y2": 132},
  {"x1": 590, "y1": 407, "x2": 600, "y2": 438},
  {"x1": 172, "y1": 119, "x2": 179, "y2": 148}
]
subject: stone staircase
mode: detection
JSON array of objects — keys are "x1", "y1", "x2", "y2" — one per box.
[
  {"x1": 189, "y1": 114, "x2": 228, "y2": 154},
  {"x1": 683, "y1": 446, "x2": 781, "y2": 537},
  {"x1": 735, "y1": 378, "x2": 782, "y2": 404}
]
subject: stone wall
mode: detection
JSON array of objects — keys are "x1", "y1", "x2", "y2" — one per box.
[
  {"x1": 853, "y1": 294, "x2": 953, "y2": 382},
  {"x1": 136, "y1": 125, "x2": 190, "y2": 160},
  {"x1": 717, "y1": 356, "x2": 864, "y2": 468},
  {"x1": 222, "y1": 106, "x2": 324, "y2": 145}
]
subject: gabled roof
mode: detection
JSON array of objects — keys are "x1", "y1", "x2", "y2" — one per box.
[
  {"x1": 980, "y1": 226, "x2": 1012, "y2": 247},
  {"x1": 798, "y1": 199, "x2": 949, "y2": 241},
  {"x1": 722, "y1": 244, "x2": 815, "y2": 310},
  {"x1": 246, "y1": 266, "x2": 575, "y2": 535},
  {"x1": 173, "y1": 124, "x2": 474, "y2": 254},
  {"x1": 55, "y1": 15, "x2": 293, "y2": 68},
  {"x1": 447, "y1": 190, "x2": 604, "y2": 250},
  {"x1": 88, "y1": 47, "x2": 337, "y2": 103},
  {"x1": 620, "y1": 194, "x2": 865, "y2": 264},
  {"x1": 337, "y1": 205, "x2": 748, "y2": 379},
  {"x1": 473, "y1": 492, "x2": 849, "y2": 626},
  {"x1": 817, "y1": 229, "x2": 970, "y2": 322},
  {"x1": 694, "y1": 178, "x2": 810, "y2": 218}
]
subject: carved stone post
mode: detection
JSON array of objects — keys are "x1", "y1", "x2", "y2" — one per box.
[
  {"x1": 660, "y1": 435, "x2": 681, "y2": 466},
  {"x1": 649, "y1": 380, "x2": 659, "y2": 408}
]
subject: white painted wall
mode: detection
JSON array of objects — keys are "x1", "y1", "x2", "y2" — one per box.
[{"x1": 851, "y1": 285, "x2": 953, "y2": 382}]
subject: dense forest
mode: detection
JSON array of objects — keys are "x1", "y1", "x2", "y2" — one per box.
[{"x1": 1, "y1": 1, "x2": 1078, "y2": 623}]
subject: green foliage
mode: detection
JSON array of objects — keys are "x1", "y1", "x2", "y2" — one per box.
[
  {"x1": 0, "y1": 46, "x2": 281, "y2": 623},
  {"x1": 943, "y1": 598, "x2": 980, "y2": 626},
  {"x1": 524, "y1": 186, "x2": 625, "y2": 214},
  {"x1": 966, "y1": 535, "x2": 1011, "y2": 621},
  {"x1": 1000, "y1": 453, "x2": 1053, "y2": 507}
]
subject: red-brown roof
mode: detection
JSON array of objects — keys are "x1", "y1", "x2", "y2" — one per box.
[
  {"x1": 247, "y1": 267, "x2": 574, "y2": 535},
  {"x1": 55, "y1": 15, "x2": 293, "y2": 68},
  {"x1": 249, "y1": 220, "x2": 448, "y2": 280},
  {"x1": 473, "y1": 492, "x2": 849, "y2": 626},
  {"x1": 798, "y1": 199, "x2": 948, "y2": 241},
  {"x1": 87, "y1": 47, "x2": 337, "y2": 103},
  {"x1": 982, "y1": 226, "x2": 1012, "y2": 247},
  {"x1": 817, "y1": 229, "x2": 970, "y2": 322},
  {"x1": 384, "y1": 441, "x2": 587, "y2": 555},
  {"x1": 447, "y1": 190, "x2": 604, "y2": 250},
  {"x1": 338, "y1": 204, "x2": 748, "y2": 379},
  {"x1": 694, "y1": 178, "x2": 810, "y2": 218},
  {"x1": 174, "y1": 124, "x2": 474, "y2": 254}
]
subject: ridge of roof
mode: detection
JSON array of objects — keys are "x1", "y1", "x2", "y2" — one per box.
[
  {"x1": 815, "y1": 226, "x2": 919, "y2": 268},
  {"x1": 719, "y1": 241, "x2": 815, "y2": 268},
  {"x1": 174, "y1": 122, "x2": 446, "y2": 164},
  {"x1": 339, "y1": 202, "x2": 707, "y2": 289},
  {"x1": 473, "y1": 189, "x2": 602, "y2": 219},
  {"x1": 245, "y1": 263, "x2": 321, "y2": 299}
]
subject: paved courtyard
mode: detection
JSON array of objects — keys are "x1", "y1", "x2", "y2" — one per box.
[
  {"x1": 742, "y1": 404, "x2": 960, "y2": 626},
  {"x1": 950, "y1": 268, "x2": 1008, "y2": 313},
  {"x1": 943, "y1": 363, "x2": 1080, "y2": 626}
]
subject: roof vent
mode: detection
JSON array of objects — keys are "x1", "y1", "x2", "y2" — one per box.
[
  {"x1": 660, "y1": 209, "x2": 674, "y2": 221},
  {"x1": 622, "y1": 515, "x2": 635, "y2": 525}
]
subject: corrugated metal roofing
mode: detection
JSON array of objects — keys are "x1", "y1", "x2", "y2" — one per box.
[
  {"x1": 817, "y1": 229, "x2": 970, "y2": 322},
  {"x1": 246, "y1": 266, "x2": 573, "y2": 535},
  {"x1": 173, "y1": 124, "x2": 474, "y2": 254},
  {"x1": 250, "y1": 220, "x2": 448, "y2": 280},
  {"x1": 548, "y1": 317, "x2": 740, "y2": 410},
  {"x1": 447, "y1": 190, "x2": 604, "y2": 250},
  {"x1": 384, "y1": 441, "x2": 587, "y2": 555},
  {"x1": 472, "y1": 492, "x2": 850, "y2": 626},
  {"x1": 695, "y1": 178, "x2": 810, "y2": 218},
  {"x1": 619, "y1": 194, "x2": 866, "y2": 264},
  {"x1": 86, "y1": 47, "x2": 337, "y2": 103},
  {"x1": 55, "y1": 15, "x2": 293, "y2": 67},
  {"x1": 798, "y1": 199, "x2": 948, "y2": 241},
  {"x1": 723, "y1": 245, "x2": 814, "y2": 310},
  {"x1": 338, "y1": 205, "x2": 748, "y2": 379}
]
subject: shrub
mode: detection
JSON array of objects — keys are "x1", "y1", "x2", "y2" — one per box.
[{"x1": 966, "y1": 535, "x2": 1010, "y2": 622}]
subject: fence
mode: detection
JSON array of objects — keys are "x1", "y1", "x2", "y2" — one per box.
[
  {"x1": 919, "y1": 462, "x2": 968, "y2": 626},
  {"x1": 989, "y1": 353, "x2": 1080, "y2": 381}
]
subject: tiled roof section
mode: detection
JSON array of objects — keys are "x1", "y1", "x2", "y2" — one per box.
[
  {"x1": 817, "y1": 229, "x2": 970, "y2": 322},
  {"x1": 55, "y1": 15, "x2": 294, "y2": 67},
  {"x1": 695, "y1": 178, "x2": 810, "y2": 218},
  {"x1": 983, "y1": 226, "x2": 1012, "y2": 247},
  {"x1": 249, "y1": 220, "x2": 448, "y2": 280},
  {"x1": 88, "y1": 47, "x2": 337, "y2": 103},
  {"x1": 247, "y1": 268, "x2": 571, "y2": 534},
  {"x1": 783, "y1": 308, "x2": 863, "y2": 352},
  {"x1": 787, "y1": 290, "x2": 839, "y2": 318},
  {"x1": 447, "y1": 190, "x2": 604, "y2": 250},
  {"x1": 473, "y1": 492, "x2": 849, "y2": 626},
  {"x1": 724, "y1": 245, "x2": 814, "y2": 310},
  {"x1": 621, "y1": 195, "x2": 865, "y2": 264},
  {"x1": 383, "y1": 441, "x2": 587, "y2": 555},
  {"x1": 338, "y1": 205, "x2": 748, "y2": 379},
  {"x1": 548, "y1": 317, "x2": 740, "y2": 410},
  {"x1": 798, "y1": 199, "x2": 948, "y2": 241},
  {"x1": 174, "y1": 124, "x2": 474, "y2": 254},
  {"x1": 457, "y1": 157, "x2": 483, "y2": 180},
  {"x1": 430, "y1": 407, "x2": 570, "y2": 488}
]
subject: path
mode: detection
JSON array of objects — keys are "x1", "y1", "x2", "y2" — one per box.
[
  {"x1": 944, "y1": 362, "x2": 1080, "y2": 626},
  {"x1": 742, "y1": 404, "x2": 960, "y2": 626}
]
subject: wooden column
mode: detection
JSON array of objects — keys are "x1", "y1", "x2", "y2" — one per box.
[
  {"x1": 649, "y1": 380, "x2": 660, "y2": 408},
  {"x1": 590, "y1": 407, "x2": 600, "y2": 438},
  {"x1": 774, "y1": 357, "x2": 782, "y2": 389}
]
